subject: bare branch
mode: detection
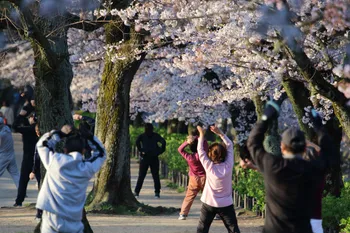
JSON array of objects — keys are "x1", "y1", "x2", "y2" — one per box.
[{"x1": 65, "y1": 13, "x2": 108, "y2": 32}]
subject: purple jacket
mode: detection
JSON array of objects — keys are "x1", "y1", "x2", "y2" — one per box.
[{"x1": 178, "y1": 141, "x2": 207, "y2": 177}]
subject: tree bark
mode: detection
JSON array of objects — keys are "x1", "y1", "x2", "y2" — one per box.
[{"x1": 86, "y1": 22, "x2": 145, "y2": 209}]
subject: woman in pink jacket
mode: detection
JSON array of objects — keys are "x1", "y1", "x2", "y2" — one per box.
[{"x1": 196, "y1": 125, "x2": 240, "y2": 233}]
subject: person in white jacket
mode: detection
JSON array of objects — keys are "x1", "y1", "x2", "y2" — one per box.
[
  {"x1": 0, "y1": 117, "x2": 19, "y2": 187},
  {"x1": 36, "y1": 125, "x2": 106, "y2": 233}
]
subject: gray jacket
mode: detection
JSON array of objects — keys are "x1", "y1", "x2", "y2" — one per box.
[
  {"x1": 0, "y1": 125, "x2": 15, "y2": 158},
  {"x1": 36, "y1": 132, "x2": 106, "y2": 221}
]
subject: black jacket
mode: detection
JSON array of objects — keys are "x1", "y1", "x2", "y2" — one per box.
[
  {"x1": 13, "y1": 115, "x2": 38, "y2": 159},
  {"x1": 136, "y1": 132, "x2": 166, "y2": 158},
  {"x1": 247, "y1": 121, "x2": 331, "y2": 233}
]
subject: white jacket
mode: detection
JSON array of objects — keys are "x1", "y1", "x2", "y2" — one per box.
[{"x1": 36, "y1": 132, "x2": 106, "y2": 221}]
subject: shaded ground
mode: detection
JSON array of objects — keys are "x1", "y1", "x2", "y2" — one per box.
[{"x1": 0, "y1": 133, "x2": 264, "y2": 233}]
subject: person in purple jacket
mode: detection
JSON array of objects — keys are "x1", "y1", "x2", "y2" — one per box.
[
  {"x1": 196, "y1": 125, "x2": 240, "y2": 233},
  {"x1": 178, "y1": 130, "x2": 208, "y2": 220}
]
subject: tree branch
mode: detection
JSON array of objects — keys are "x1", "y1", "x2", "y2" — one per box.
[{"x1": 65, "y1": 13, "x2": 108, "y2": 32}]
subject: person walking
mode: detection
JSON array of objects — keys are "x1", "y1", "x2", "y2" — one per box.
[
  {"x1": 36, "y1": 125, "x2": 106, "y2": 233},
  {"x1": 246, "y1": 101, "x2": 332, "y2": 233},
  {"x1": 196, "y1": 125, "x2": 240, "y2": 233},
  {"x1": 0, "y1": 117, "x2": 19, "y2": 187},
  {"x1": 13, "y1": 113, "x2": 38, "y2": 206},
  {"x1": 178, "y1": 130, "x2": 208, "y2": 220},
  {"x1": 134, "y1": 123, "x2": 166, "y2": 198}
]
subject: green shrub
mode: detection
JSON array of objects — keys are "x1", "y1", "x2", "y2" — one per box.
[
  {"x1": 322, "y1": 181, "x2": 350, "y2": 231},
  {"x1": 233, "y1": 167, "x2": 265, "y2": 211}
]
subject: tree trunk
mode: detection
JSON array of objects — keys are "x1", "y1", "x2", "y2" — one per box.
[
  {"x1": 87, "y1": 22, "x2": 145, "y2": 209},
  {"x1": 29, "y1": 16, "x2": 93, "y2": 233},
  {"x1": 282, "y1": 78, "x2": 315, "y2": 140}
]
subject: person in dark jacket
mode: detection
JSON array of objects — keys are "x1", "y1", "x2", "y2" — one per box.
[
  {"x1": 247, "y1": 101, "x2": 332, "y2": 233},
  {"x1": 29, "y1": 124, "x2": 42, "y2": 221},
  {"x1": 13, "y1": 112, "x2": 39, "y2": 206},
  {"x1": 134, "y1": 123, "x2": 166, "y2": 198}
]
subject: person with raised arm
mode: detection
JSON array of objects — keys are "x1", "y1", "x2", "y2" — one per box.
[{"x1": 196, "y1": 125, "x2": 240, "y2": 233}]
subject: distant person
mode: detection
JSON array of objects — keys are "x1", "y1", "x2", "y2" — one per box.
[
  {"x1": 0, "y1": 117, "x2": 19, "y2": 188},
  {"x1": 36, "y1": 124, "x2": 106, "y2": 233},
  {"x1": 0, "y1": 101, "x2": 14, "y2": 128},
  {"x1": 246, "y1": 101, "x2": 332, "y2": 233},
  {"x1": 196, "y1": 125, "x2": 240, "y2": 233},
  {"x1": 13, "y1": 113, "x2": 38, "y2": 206},
  {"x1": 29, "y1": 124, "x2": 42, "y2": 222},
  {"x1": 134, "y1": 123, "x2": 166, "y2": 198},
  {"x1": 178, "y1": 130, "x2": 208, "y2": 220}
]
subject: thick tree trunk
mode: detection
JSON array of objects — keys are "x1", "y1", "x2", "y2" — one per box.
[
  {"x1": 30, "y1": 16, "x2": 93, "y2": 232},
  {"x1": 87, "y1": 22, "x2": 145, "y2": 209},
  {"x1": 282, "y1": 78, "x2": 315, "y2": 140}
]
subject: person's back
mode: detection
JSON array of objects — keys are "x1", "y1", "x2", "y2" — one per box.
[
  {"x1": 261, "y1": 155, "x2": 315, "y2": 233},
  {"x1": 36, "y1": 125, "x2": 106, "y2": 232},
  {"x1": 247, "y1": 102, "x2": 329, "y2": 233}
]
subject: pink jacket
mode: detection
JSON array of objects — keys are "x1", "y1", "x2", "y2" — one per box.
[{"x1": 197, "y1": 135, "x2": 234, "y2": 207}]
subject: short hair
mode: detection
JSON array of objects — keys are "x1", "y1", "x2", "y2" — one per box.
[
  {"x1": 208, "y1": 143, "x2": 227, "y2": 163},
  {"x1": 190, "y1": 129, "x2": 199, "y2": 137},
  {"x1": 64, "y1": 135, "x2": 86, "y2": 154}
]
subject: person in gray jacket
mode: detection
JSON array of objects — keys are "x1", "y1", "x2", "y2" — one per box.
[
  {"x1": 0, "y1": 117, "x2": 19, "y2": 188},
  {"x1": 36, "y1": 125, "x2": 106, "y2": 233}
]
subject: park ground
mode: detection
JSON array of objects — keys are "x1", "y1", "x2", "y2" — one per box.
[{"x1": 0, "y1": 133, "x2": 264, "y2": 233}]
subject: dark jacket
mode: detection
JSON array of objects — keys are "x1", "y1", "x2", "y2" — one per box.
[
  {"x1": 136, "y1": 132, "x2": 166, "y2": 158},
  {"x1": 13, "y1": 115, "x2": 38, "y2": 159},
  {"x1": 247, "y1": 121, "x2": 331, "y2": 233}
]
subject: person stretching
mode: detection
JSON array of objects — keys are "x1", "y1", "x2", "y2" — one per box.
[
  {"x1": 36, "y1": 125, "x2": 106, "y2": 233},
  {"x1": 196, "y1": 125, "x2": 240, "y2": 233},
  {"x1": 178, "y1": 130, "x2": 208, "y2": 220}
]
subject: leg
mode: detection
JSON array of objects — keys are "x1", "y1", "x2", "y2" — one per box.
[
  {"x1": 218, "y1": 205, "x2": 240, "y2": 233},
  {"x1": 0, "y1": 158, "x2": 10, "y2": 177},
  {"x1": 15, "y1": 159, "x2": 32, "y2": 205},
  {"x1": 41, "y1": 211, "x2": 59, "y2": 233},
  {"x1": 150, "y1": 158, "x2": 161, "y2": 194},
  {"x1": 197, "y1": 203, "x2": 216, "y2": 233},
  {"x1": 134, "y1": 159, "x2": 149, "y2": 194},
  {"x1": 35, "y1": 171, "x2": 41, "y2": 189},
  {"x1": 180, "y1": 176, "x2": 201, "y2": 216},
  {"x1": 6, "y1": 156, "x2": 19, "y2": 188}
]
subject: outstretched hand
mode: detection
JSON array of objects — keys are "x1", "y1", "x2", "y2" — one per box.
[
  {"x1": 209, "y1": 125, "x2": 223, "y2": 136},
  {"x1": 196, "y1": 125, "x2": 205, "y2": 137}
]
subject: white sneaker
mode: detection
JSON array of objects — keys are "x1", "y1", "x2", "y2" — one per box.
[{"x1": 178, "y1": 214, "x2": 187, "y2": 220}]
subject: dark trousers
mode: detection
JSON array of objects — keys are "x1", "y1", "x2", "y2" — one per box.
[
  {"x1": 134, "y1": 157, "x2": 161, "y2": 194},
  {"x1": 197, "y1": 203, "x2": 240, "y2": 233},
  {"x1": 15, "y1": 156, "x2": 33, "y2": 205}
]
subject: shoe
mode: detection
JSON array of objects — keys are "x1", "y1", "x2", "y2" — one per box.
[
  {"x1": 178, "y1": 214, "x2": 187, "y2": 220},
  {"x1": 154, "y1": 194, "x2": 160, "y2": 199},
  {"x1": 134, "y1": 192, "x2": 139, "y2": 198},
  {"x1": 214, "y1": 214, "x2": 221, "y2": 220},
  {"x1": 13, "y1": 203, "x2": 22, "y2": 207}
]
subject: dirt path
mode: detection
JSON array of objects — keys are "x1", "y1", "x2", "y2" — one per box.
[{"x1": 0, "y1": 134, "x2": 264, "y2": 233}]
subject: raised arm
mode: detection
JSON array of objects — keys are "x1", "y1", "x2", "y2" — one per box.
[
  {"x1": 247, "y1": 101, "x2": 280, "y2": 173},
  {"x1": 36, "y1": 131, "x2": 61, "y2": 169},
  {"x1": 84, "y1": 136, "x2": 107, "y2": 176},
  {"x1": 178, "y1": 140, "x2": 192, "y2": 160},
  {"x1": 247, "y1": 121, "x2": 269, "y2": 172},
  {"x1": 197, "y1": 126, "x2": 214, "y2": 170}
]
